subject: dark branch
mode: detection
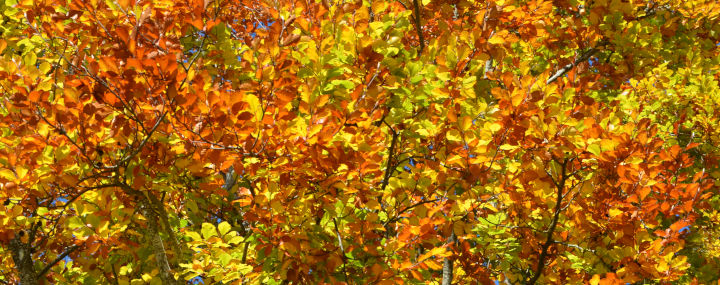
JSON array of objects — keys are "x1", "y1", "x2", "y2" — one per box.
[
  {"x1": 412, "y1": 0, "x2": 425, "y2": 54},
  {"x1": 546, "y1": 40, "x2": 607, "y2": 84},
  {"x1": 384, "y1": 198, "x2": 441, "y2": 226},
  {"x1": 380, "y1": 123, "x2": 399, "y2": 192},
  {"x1": 36, "y1": 245, "x2": 80, "y2": 279},
  {"x1": 527, "y1": 159, "x2": 568, "y2": 285}
]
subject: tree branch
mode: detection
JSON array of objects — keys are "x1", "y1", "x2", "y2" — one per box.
[
  {"x1": 384, "y1": 198, "x2": 440, "y2": 226},
  {"x1": 412, "y1": 0, "x2": 425, "y2": 54},
  {"x1": 380, "y1": 123, "x2": 399, "y2": 193},
  {"x1": 36, "y1": 245, "x2": 80, "y2": 279},
  {"x1": 546, "y1": 41, "x2": 606, "y2": 84},
  {"x1": 333, "y1": 218, "x2": 350, "y2": 283},
  {"x1": 527, "y1": 159, "x2": 568, "y2": 285},
  {"x1": 110, "y1": 264, "x2": 120, "y2": 285},
  {"x1": 117, "y1": 109, "x2": 166, "y2": 167}
]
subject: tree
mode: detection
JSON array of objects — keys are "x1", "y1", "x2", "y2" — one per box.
[{"x1": 0, "y1": 0, "x2": 718, "y2": 284}]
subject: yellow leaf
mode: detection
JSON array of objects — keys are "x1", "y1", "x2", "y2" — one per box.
[
  {"x1": 245, "y1": 94, "x2": 261, "y2": 120},
  {"x1": 97, "y1": 220, "x2": 110, "y2": 235},
  {"x1": 218, "y1": 221, "x2": 231, "y2": 236},
  {"x1": 425, "y1": 259, "x2": 443, "y2": 270},
  {"x1": 509, "y1": 160, "x2": 523, "y2": 172},
  {"x1": 11, "y1": 205, "x2": 23, "y2": 217},
  {"x1": 227, "y1": 235, "x2": 244, "y2": 245},
  {"x1": 488, "y1": 122, "x2": 502, "y2": 133},
  {"x1": 488, "y1": 32, "x2": 505, "y2": 45},
  {"x1": 419, "y1": 246, "x2": 451, "y2": 262},
  {"x1": 453, "y1": 221, "x2": 465, "y2": 236},
  {"x1": 0, "y1": 169, "x2": 15, "y2": 180},
  {"x1": 15, "y1": 166, "x2": 28, "y2": 180},
  {"x1": 186, "y1": 231, "x2": 202, "y2": 241},
  {"x1": 670, "y1": 255, "x2": 689, "y2": 270},
  {"x1": 459, "y1": 116, "x2": 472, "y2": 131},
  {"x1": 232, "y1": 197, "x2": 253, "y2": 207},
  {"x1": 170, "y1": 143, "x2": 185, "y2": 154},
  {"x1": 499, "y1": 144, "x2": 517, "y2": 151},
  {"x1": 38, "y1": 62, "x2": 52, "y2": 74},
  {"x1": 447, "y1": 130, "x2": 463, "y2": 142},
  {"x1": 308, "y1": 124, "x2": 323, "y2": 138},
  {"x1": 270, "y1": 200, "x2": 283, "y2": 212},
  {"x1": 372, "y1": 1, "x2": 388, "y2": 14}
]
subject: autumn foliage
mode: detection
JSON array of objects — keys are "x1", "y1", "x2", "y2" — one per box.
[{"x1": 1, "y1": 0, "x2": 720, "y2": 284}]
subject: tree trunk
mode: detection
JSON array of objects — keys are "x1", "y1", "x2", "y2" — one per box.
[
  {"x1": 9, "y1": 233, "x2": 38, "y2": 285},
  {"x1": 441, "y1": 231, "x2": 456, "y2": 285},
  {"x1": 145, "y1": 205, "x2": 177, "y2": 285}
]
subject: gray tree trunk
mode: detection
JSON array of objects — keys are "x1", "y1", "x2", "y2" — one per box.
[
  {"x1": 441, "y1": 231, "x2": 456, "y2": 285},
  {"x1": 9, "y1": 233, "x2": 38, "y2": 285}
]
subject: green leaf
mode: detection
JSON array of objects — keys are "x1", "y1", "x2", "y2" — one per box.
[
  {"x1": 187, "y1": 199, "x2": 199, "y2": 213},
  {"x1": 87, "y1": 215, "x2": 101, "y2": 228},
  {"x1": 326, "y1": 67, "x2": 343, "y2": 79},
  {"x1": 409, "y1": 75, "x2": 423, "y2": 84},
  {"x1": 331, "y1": 79, "x2": 354, "y2": 89},
  {"x1": 587, "y1": 143, "x2": 602, "y2": 156}
]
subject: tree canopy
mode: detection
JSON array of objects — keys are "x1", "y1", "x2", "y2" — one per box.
[{"x1": 1, "y1": 0, "x2": 719, "y2": 284}]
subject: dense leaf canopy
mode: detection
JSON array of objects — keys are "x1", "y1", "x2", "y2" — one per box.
[{"x1": 1, "y1": 0, "x2": 719, "y2": 284}]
